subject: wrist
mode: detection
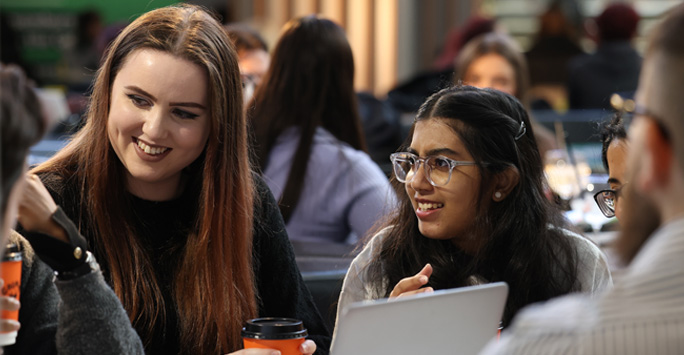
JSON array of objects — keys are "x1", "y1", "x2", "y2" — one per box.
[
  {"x1": 46, "y1": 222, "x2": 68, "y2": 242},
  {"x1": 54, "y1": 251, "x2": 100, "y2": 281}
]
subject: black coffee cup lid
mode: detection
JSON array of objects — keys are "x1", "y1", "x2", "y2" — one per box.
[{"x1": 241, "y1": 318, "x2": 308, "y2": 340}]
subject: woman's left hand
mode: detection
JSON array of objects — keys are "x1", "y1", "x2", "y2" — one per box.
[
  {"x1": 389, "y1": 263, "x2": 434, "y2": 299},
  {"x1": 224, "y1": 339, "x2": 317, "y2": 355}
]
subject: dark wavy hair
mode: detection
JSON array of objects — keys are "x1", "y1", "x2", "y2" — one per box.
[
  {"x1": 367, "y1": 85, "x2": 580, "y2": 327},
  {"x1": 248, "y1": 15, "x2": 365, "y2": 222}
]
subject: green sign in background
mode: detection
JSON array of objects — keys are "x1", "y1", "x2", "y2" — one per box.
[
  {"x1": 2, "y1": 0, "x2": 179, "y2": 25},
  {"x1": 1, "y1": 0, "x2": 179, "y2": 86}
]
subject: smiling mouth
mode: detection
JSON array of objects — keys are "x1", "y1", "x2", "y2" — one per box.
[
  {"x1": 418, "y1": 202, "x2": 444, "y2": 211},
  {"x1": 135, "y1": 138, "x2": 170, "y2": 156}
]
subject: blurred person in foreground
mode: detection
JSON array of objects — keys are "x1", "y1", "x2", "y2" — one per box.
[
  {"x1": 1, "y1": 63, "x2": 144, "y2": 354},
  {"x1": 567, "y1": 3, "x2": 642, "y2": 110},
  {"x1": 482, "y1": 4, "x2": 684, "y2": 353}
]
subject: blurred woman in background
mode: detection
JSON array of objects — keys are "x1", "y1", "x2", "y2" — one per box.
[
  {"x1": 249, "y1": 16, "x2": 394, "y2": 246},
  {"x1": 455, "y1": 32, "x2": 558, "y2": 157}
]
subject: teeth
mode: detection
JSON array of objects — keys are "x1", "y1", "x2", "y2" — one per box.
[
  {"x1": 418, "y1": 202, "x2": 444, "y2": 211},
  {"x1": 137, "y1": 140, "x2": 168, "y2": 156}
]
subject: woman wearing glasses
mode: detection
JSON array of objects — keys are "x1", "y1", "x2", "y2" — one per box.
[
  {"x1": 594, "y1": 113, "x2": 628, "y2": 220},
  {"x1": 334, "y1": 86, "x2": 611, "y2": 335}
]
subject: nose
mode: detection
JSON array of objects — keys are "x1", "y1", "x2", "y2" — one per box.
[
  {"x1": 142, "y1": 108, "x2": 168, "y2": 140},
  {"x1": 409, "y1": 161, "x2": 433, "y2": 192}
]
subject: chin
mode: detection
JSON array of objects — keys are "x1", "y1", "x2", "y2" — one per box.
[{"x1": 418, "y1": 224, "x2": 450, "y2": 241}]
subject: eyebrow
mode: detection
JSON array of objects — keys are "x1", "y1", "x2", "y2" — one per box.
[
  {"x1": 124, "y1": 85, "x2": 206, "y2": 110},
  {"x1": 407, "y1": 147, "x2": 462, "y2": 157},
  {"x1": 607, "y1": 177, "x2": 622, "y2": 185}
]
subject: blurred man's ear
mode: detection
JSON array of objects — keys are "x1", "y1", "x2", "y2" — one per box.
[{"x1": 640, "y1": 118, "x2": 673, "y2": 192}]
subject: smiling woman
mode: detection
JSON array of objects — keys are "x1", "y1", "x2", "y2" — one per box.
[
  {"x1": 18, "y1": 4, "x2": 329, "y2": 355},
  {"x1": 107, "y1": 49, "x2": 210, "y2": 201},
  {"x1": 334, "y1": 86, "x2": 612, "y2": 338}
]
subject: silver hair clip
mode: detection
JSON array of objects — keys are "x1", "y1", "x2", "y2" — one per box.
[{"x1": 514, "y1": 121, "x2": 526, "y2": 141}]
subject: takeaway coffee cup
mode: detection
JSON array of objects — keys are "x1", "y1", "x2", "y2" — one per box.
[
  {"x1": 242, "y1": 318, "x2": 308, "y2": 355},
  {"x1": 0, "y1": 243, "x2": 22, "y2": 346}
]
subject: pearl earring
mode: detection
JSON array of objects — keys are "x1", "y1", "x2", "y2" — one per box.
[{"x1": 494, "y1": 191, "x2": 502, "y2": 199}]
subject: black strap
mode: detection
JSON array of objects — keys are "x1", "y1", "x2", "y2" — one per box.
[{"x1": 22, "y1": 207, "x2": 89, "y2": 273}]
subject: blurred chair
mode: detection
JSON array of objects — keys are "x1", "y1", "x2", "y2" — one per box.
[
  {"x1": 301, "y1": 269, "x2": 347, "y2": 334},
  {"x1": 293, "y1": 240, "x2": 356, "y2": 333}
]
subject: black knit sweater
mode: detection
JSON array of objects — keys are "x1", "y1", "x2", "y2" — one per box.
[{"x1": 40, "y1": 172, "x2": 331, "y2": 354}]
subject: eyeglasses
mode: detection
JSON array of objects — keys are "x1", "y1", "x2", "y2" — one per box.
[
  {"x1": 389, "y1": 152, "x2": 481, "y2": 187},
  {"x1": 593, "y1": 184, "x2": 626, "y2": 218}
]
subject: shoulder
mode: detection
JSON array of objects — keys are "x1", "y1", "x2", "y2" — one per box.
[
  {"x1": 251, "y1": 172, "x2": 289, "y2": 245},
  {"x1": 560, "y1": 229, "x2": 602, "y2": 257},
  {"x1": 556, "y1": 228, "x2": 613, "y2": 292},
  {"x1": 482, "y1": 295, "x2": 596, "y2": 355},
  {"x1": 512, "y1": 293, "x2": 598, "y2": 331},
  {"x1": 560, "y1": 229, "x2": 608, "y2": 271},
  {"x1": 347, "y1": 227, "x2": 391, "y2": 284}
]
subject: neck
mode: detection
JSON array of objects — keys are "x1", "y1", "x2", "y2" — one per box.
[
  {"x1": 450, "y1": 232, "x2": 483, "y2": 255},
  {"x1": 126, "y1": 173, "x2": 186, "y2": 201}
]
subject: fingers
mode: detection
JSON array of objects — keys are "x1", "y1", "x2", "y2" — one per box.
[
  {"x1": 417, "y1": 263, "x2": 433, "y2": 278},
  {"x1": 0, "y1": 288, "x2": 20, "y2": 333},
  {"x1": 390, "y1": 263, "x2": 433, "y2": 298},
  {"x1": 300, "y1": 340, "x2": 317, "y2": 355},
  {"x1": 0, "y1": 319, "x2": 20, "y2": 333},
  {"x1": 224, "y1": 340, "x2": 315, "y2": 355},
  {"x1": 0, "y1": 296, "x2": 20, "y2": 312},
  {"x1": 393, "y1": 286, "x2": 434, "y2": 299},
  {"x1": 224, "y1": 349, "x2": 280, "y2": 355}
]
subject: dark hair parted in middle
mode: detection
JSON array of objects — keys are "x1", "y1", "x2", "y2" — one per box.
[
  {"x1": 368, "y1": 85, "x2": 580, "y2": 327},
  {"x1": 248, "y1": 15, "x2": 366, "y2": 221}
]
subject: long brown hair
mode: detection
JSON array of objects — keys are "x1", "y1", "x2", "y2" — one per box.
[
  {"x1": 32, "y1": 5, "x2": 256, "y2": 353},
  {"x1": 248, "y1": 16, "x2": 365, "y2": 222}
]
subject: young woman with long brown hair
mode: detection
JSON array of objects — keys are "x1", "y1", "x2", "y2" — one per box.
[{"x1": 18, "y1": 5, "x2": 329, "y2": 354}]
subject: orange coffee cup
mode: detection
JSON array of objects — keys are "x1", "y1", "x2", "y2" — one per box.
[
  {"x1": 0, "y1": 243, "x2": 22, "y2": 346},
  {"x1": 242, "y1": 318, "x2": 307, "y2": 355}
]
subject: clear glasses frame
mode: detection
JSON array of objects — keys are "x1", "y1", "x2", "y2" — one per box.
[{"x1": 389, "y1": 152, "x2": 481, "y2": 187}]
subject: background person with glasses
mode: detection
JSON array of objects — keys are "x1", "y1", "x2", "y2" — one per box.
[
  {"x1": 594, "y1": 112, "x2": 629, "y2": 220},
  {"x1": 332, "y1": 86, "x2": 612, "y2": 342}
]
